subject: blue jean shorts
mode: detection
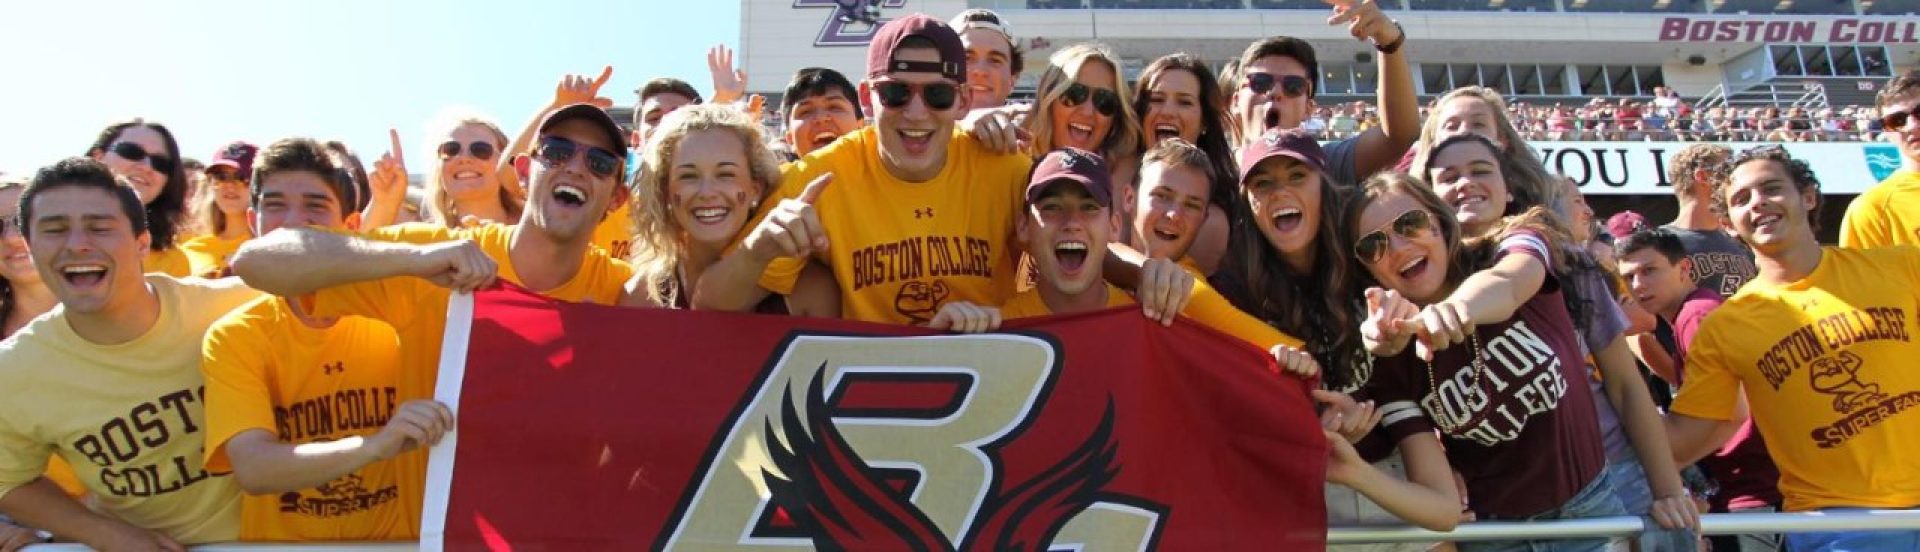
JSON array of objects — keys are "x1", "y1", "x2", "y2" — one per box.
[{"x1": 1458, "y1": 473, "x2": 1629, "y2": 552}]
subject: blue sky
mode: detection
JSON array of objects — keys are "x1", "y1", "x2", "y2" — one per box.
[{"x1": 0, "y1": 0, "x2": 737, "y2": 174}]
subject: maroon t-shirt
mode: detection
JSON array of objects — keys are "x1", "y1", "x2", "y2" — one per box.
[
  {"x1": 1667, "y1": 285, "x2": 1784, "y2": 511},
  {"x1": 1367, "y1": 236, "x2": 1606, "y2": 519}
]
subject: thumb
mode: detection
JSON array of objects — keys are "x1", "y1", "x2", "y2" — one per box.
[
  {"x1": 1311, "y1": 389, "x2": 1355, "y2": 408},
  {"x1": 591, "y1": 97, "x2": 614, "y2": 109},
  {"x1": 798, "y1": 173, "x2": 834, "y2": 204}
]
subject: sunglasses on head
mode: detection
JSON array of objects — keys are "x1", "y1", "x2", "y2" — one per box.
[
  {"x1": 1353, "y1": 209, "x2": 1435, "y2": 265},
  {"x1": 438, "y1": 141, "x2": 497, "y2": 161},
  {"x1": 110, "y1": 142, "x2": 176, "y2": 174},
  {"x1": 1884, "y1": 109, "x2": 1913, "y2": 132},
  {"x1": 535, "y1": 136, "x2": 621, "y2": 179},
  {"x1": 873, "y1": 80, "x2": 960, "y2": 110},
  {"x1": 1244, "y1": 73, "x2": 1312, "y2": 99},
  {"x1": 1059, "y1": 82, "x2": 1121, "y2": 116}
]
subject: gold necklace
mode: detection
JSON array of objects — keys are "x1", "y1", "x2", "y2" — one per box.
[{"x1": 1423, "y1": 332, "x2": 1493, "y2": 436}]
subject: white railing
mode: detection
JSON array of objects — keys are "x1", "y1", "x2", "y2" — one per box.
[{"x1": 18, "y1": 510, "x2": 1917, "y2": 549}]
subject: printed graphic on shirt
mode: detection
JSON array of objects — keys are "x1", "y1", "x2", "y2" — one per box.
[
  {"x1": 1421, "y1": 320, "x2": 1571, "y2": 446},
  {"x1": 279, "y1": 473, "x2": 400, "y2": 518},
  {"x1": 1751, "y1": 307, "x2": 1920, "y2": 449},
  {"x1": 70, "y1": 387, "x2": 216, "y2": 498},
  {"x1": 1689, "y1": 251, "x2": 1754, "y2": 295},
  {"x1": 894, "y1": 280, "x2": 952, "y2": 324}
]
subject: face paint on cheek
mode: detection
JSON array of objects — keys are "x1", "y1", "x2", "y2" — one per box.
[
  {"x1": 735, "y1": 191, "x2": 748, "y2": 205},
  {"x1": 670, "y1": 192, "x2": 686, "y2": 208}
]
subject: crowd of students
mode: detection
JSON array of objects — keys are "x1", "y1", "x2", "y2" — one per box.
[{"x1": 0, "y1": 3, "x2": 1917, "y2": 551}]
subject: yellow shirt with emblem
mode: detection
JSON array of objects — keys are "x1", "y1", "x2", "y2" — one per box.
[
  {"x1": 201, "y1": 295, "x2": 412, "y2": 541},
  {"x1": 753, "y1": 126, "x2": 1033, "y2": 325},
  {"x1": 0, "y1": 275, "x2": 259, "y2": 544},
  {"x1": 1676, "y1": 245, "x2": 1920, "y2": 511},
  {"x1": 1839, "y1": 168, "x2": 1920, "y2": 249},
  {"x1": 303, "y1": 222, "x2": 632, "y2": 521},
  {"x1": 1000, "y1": 280, "x2": 1305, "y2": 351},
  {"x1": 146, "y1": 247, "x2": 192, "y2": 278},
  {"x1": 594, "y1": 203, "x2": 636, "y2": 260},
  {"x1": 181, "y1": 234, "x2": 250, "y2": 279}
]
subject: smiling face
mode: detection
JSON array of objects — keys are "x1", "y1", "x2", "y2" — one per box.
[
  {"x1": 638, "y1": 92, "x2": 697, "y2": 148},
  {"x1": 0, "y1": 187, "x2": 40, "y2": 289},
  {"x1": 1049, "y1": 60, "x2": 1118, "y2": 153},
  {"x1": 1427, "y1": 141, "x2": 1510, "y2": 236},
  {"x1": 440, "y1": 123, "x2": 504, "y2": 205},
  {"x1": 1233, "y1": 55, "x2": 1313, "y2": 142},
  {"x1": 524, "y1": 119, "x2": 625, "y2": 243},
  {"x1": 1887, "y1": 95, "x2": 1920, "y2": 166},
  {"x1": 95, "y1": 126, "x2": 171, "y2": 205},
  {"x1": 27, "y1": 186, "x2": 150, "y2": 315},
  {"x1": 1354, "y1": 191, "x2": 1450, "y2": 304},
  {"x1": 960, "y1": 28, "x2": 1015, "y2": 109},
  {"x1": 785, "y1": 89, "x2": 863, "y2": 157},
  {"x1": 1019, "y1": 182, "x2": 1110, "y2": 298},
  {"x1": 865, "y1": 47, "x2": 967, "y2": 183},
  {"x1": 250, "y1": 171, "x2": 351, "y2": 235},
  {"x1": 1132, "y1": 161, "x2": 1209, "y2": 260},
  {"x1": 1435, "y1": 96, "x2": 1506, "y2": 150},
  {"x1": 1723, "y1": 159, "x2": 1817, "y2": 254},
  {"x1": 1243, "y1": 156, "x2": 1323, "y2": 262},
  {"x1": 207, "y1": 167, "x2": 250, "y2": 218},
  {"x1": 1144, "y1": 68, "x2": 1203, "y2": 145},
  {"x1": 667, "y1": 128, "x2": 762, "y2": 251}
]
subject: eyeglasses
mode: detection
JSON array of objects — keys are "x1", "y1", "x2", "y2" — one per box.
[
  {"x1": 873, "y1": 80, "x2": 960, "y2": 110},
  {"x1": 1353, "y1": 209, "x2": 1435, "y2": 265},
  {"x1": 1884, "y1": 109, "x2": 1912, "y2": 132},
  {"x1": 109, "y1": 142, "x2": 176, "y2": 174},
  {"x1": 535, "y1": 136, "x2": 621, "y2": 179},
  {"x1": 1059, "y1": 82, "x2": 1121, "y2": 116},
  {"x1": 439, "y1": 141, "x2": 498, "y2": 161},
  {"x1": 1244, "y1": 73, "x2": 1312, "y2": 99}
]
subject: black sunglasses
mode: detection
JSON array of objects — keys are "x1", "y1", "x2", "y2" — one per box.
[
  {"x1": 438, "y1": 141, "x2": 497, "y2": 161},
  {"x1": 1884, "y1": 109, "x2": 1912, "y2": 132},
  {"x1": 109, "y1": 142, "x2": 176, "y2": 174},
  {"x1": 873, "y1": 80, "x2": 960, "y2": 110},
  {"x1": 1245, "y1": 73, "x2": 1312, "y2": 99},
  {"x1": 1354, "y1": 209, "x2": 1435, "y2": 265},
  {"x1": 1059, "y1": 82, "x2": 1121, "y2": 116},
  {"x1": 535, "y1": 136, "x2": 621, "y2": 179}
]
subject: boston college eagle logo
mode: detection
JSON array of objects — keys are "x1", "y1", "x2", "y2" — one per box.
[{"x1": 659, "y1": 334, "x2": 1166, "y2": 551}]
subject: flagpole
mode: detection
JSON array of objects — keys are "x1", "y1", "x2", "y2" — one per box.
[{"x1": 419, "y1": 291, "x2": 476, "y2": 551}]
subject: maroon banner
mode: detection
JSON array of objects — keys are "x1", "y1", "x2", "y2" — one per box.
[{"x1": 429, "y1": 285, "x2": 1327, "y2": 550}]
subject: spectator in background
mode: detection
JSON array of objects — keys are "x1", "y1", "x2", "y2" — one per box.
[
  {"x1": 1302, "y1": 106, "x2": 1329, "y2": 137},
  {"x1": 1616, "y1": 99, "x2": 1644, "y2": 141},
  {"x1": 1839, "y1": 70, "x2": 1920, "y2": 249},
  {"x1": 779, "y1": 67, "x2": 866, "y2": 160},
  {"x1": 632, "y1": 78, "x2": 703, "y2": 151},
  {"x1": 1328, "y1": 103, "x2": 1359, "y2": 139},
  {"x1": 181, "y1": 157, "x2": 207, "y2": 220},
  {"x1": 323, "y1": 140, "x2": 373, "y2": 215},
  {"x1": 181, "y1": 141, "x2": 259, "y2": 278},
  {"x1": 86, "y1": 119, "x2": 194, "y2": 277},
  {"x1": 1131, "y1": 52, "x2": 1240, "y2": 272},
  {"x1": 951, "y1": 8, "x2": 1020, "y2": 111},
  {"x1": 1856, "y1": 105, "x2": 1881, "y2": 141},
  {"x1": 1548, "y1": 104, "x2": 1575, "y2": 141},
  {"x1": 0, "y1": 177, "x2": 53, "y2": 337},
  {"x1": 420, "y1": 110, "x2": 522, "y2": 228}
]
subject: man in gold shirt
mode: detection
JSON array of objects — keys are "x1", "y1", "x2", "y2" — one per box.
[
  {"x1": 1669, "y1": 146, "x2": 1920, "y2": 551},
  {"x1": 231, "y1": 103, "x2": 636, "y2": 525},
  {"x1": 201, "y1": 138, "x2": 439, "y2": 541},
  {"x1": 0, "y1": 158, "x2": 260, "y2": 548},
  {"x1": 1839, "y1": 71, "x2": 1920, "y2": 249}
]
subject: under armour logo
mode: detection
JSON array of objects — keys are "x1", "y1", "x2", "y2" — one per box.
[
  {"x1": 323, "y1": 362, "x2": 345, "y2": 375},
  {"x1": 915, "y1": 207, "x2": 934, "y2": 219}
]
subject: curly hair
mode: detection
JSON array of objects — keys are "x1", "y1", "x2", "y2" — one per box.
[
  {"x1": 628, "y1": 105, "x2": 784, "y2": 308},
  {"x1": 1710, "y1": 145, "x2": 1823, "y2": 234},
  {"x1": 1409, "y1": 87, "x2": 1553, "y2": 193},
  {"x1": 1876, "y1": 70, "x2": 1920, "y2": 109},
  {"x1": 1666, "y1": 143, "x2": 1731, "y2": 198}
]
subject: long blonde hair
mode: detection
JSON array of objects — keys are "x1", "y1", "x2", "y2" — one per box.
[
  {"x1": 1025, "y1": 43, "x2": 1142, "y2": 163},
  {"x1": 422, "y1": 109, "x2": 522, "y2": 227},
  {"x1": 1410, "y1": 87, "x2": 1553, "y2": 194},
  {"x1": 629, "y1": 105, "x2": 784, "y2": 307}
]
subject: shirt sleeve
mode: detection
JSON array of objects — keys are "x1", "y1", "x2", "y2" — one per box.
[
  {"x1": 200, "y1": 301, "x2": 281, "y2": 472},
  {"x1": 1363, "y1": 354, "x2": 1437, "y2": 440},
  {"x1": 1182, "y1": 277, "x2": 1305, "y2": 350},
  {"x1": 1837, "y1": 192, "x2": 1888, "y2": 249},
  {"x1": 1670, "y1": 322, "x2": 1742, "y2": 421},
  {"x1": 305, "y1": 277, "x2": 426, "y2": 331},
  {"x1": 752, "y1": 158, "x2": 834, "y2": 296},
  {"x1": 0, "y1": 412, "x2": 53, "y2": 501},
  {"x1": 1323, "y1": 137, "x2": 1361, "y2": 188}
]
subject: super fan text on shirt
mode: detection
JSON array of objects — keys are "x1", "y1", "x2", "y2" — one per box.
[
  {"x1": 850, "y1": 235, "x2": 997, "y2": 290},
  {"x1": 1424, "y1": 320, "x2": 1572, "y2": 446},
  {"x1": 1753, "y1": 307, "x2": 1920, "y2": 448},
  {"x1": 70, "y1": 387, "x2": 217, "y2": 498}
]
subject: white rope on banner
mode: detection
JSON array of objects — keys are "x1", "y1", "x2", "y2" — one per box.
[{"x1": 18, "y1": 510, "x2": 1916, "y2": 549}]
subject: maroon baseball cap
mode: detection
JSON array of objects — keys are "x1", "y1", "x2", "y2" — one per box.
[
  {"x1": 1605, "y1": 210, "x2": 1649, "y2": 241},
  {"x1": 1238, "y1": 129, "x2": 1326, "y2": 185},
  {"x1": 1027, "y1": 148, "x2": 1111, "y2": 207},
  {"x1": 208, "y1": 141, "x2": 259, "y2": 181},
  {"x1": 866, "y1": 13, "x2": 966, "y2": 82}
]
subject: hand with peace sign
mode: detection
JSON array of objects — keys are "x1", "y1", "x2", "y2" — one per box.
[
  {"x1": 1324, "y1": 0, "x2": 1402, "y2": 50},
  {"x1": 707, "y1": 44, "x2": 747, "y2": 106},
  {"x1": 553, "y1": 65, "x2": 615, "y2": 109},
  {"x1": 742, "y1": 173, "x2": 832, "y2": 263}
]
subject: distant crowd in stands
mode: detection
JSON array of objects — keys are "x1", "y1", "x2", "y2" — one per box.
[{"x1": 1299, "y1": 88, "x2": 1897, "y2": 142}]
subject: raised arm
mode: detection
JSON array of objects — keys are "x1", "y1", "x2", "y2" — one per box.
[
  {"x1": 230, "y1": 227, "x2": 496, "y2": 297},
  {"x1": 1331, "y1": 0, "x2": 1417, "y2": 177}
]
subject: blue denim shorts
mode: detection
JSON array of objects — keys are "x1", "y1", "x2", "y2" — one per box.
[
  {"x1": 1459, "y1": 473, "x2": 1629, "y2": 552},
  {"x1": 1603, "y1": 458, "x2": 1700, "y2": 552},
  {"x1": 1783, "y1": 508, "x2": 1920, "y2": 552}
]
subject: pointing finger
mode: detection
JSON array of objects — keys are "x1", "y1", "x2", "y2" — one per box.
[
  {"x1": 798, "y1": 173, "x2": 834, "y2": 204},
  {"x1": 591, "y1": 65, "x2": 613, "y2": 89},
  {"x1": 388, "y1": 128, "x2": 405, "y2": 163}
]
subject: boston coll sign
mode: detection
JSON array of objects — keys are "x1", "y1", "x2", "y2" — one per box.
[{"x1": 1658, "y1": 17, "x2": 1920, "y2": 44}]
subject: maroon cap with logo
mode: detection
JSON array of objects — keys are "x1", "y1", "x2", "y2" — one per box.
[
  {"x1": 208, "y1": 141, "x2": 259, "y2": 181},
  {"x1": 1027, "y1": 148, "x2": 1112, "y2": 207},
  {"x1": 1605, "y1": 210, "x2": 1649, "y2": 241},
  {"x1": 1238, "y1": 129, "x2": 1327, "y2": 185},
  {"x1": 865, "y1": 13, "x2": 967, "y2": 82}
]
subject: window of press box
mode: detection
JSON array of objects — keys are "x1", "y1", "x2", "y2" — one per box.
[
  {"x1": 1773, "y1": 45, "x2": 1896, "y2": 77},
  {"x1": 1405, "y1": 0, "x2": 1558, "y2": 11},
  {"x1": 1563, "y1": 0, "x2": 1702, "y2": 12}
]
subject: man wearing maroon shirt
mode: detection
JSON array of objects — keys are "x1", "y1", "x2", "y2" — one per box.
[{"x1": 1617, "y1": 227, "x2": 1783, "y2": 552}]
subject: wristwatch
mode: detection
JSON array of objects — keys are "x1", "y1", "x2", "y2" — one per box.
[{"x1": 1375, "y1": 21, "x2": 1406, "y2": 55}]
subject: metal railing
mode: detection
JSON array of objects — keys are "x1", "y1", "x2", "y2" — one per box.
[{"x1": 18, "y1": 510, "x2": 1917, "y2": 549}]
